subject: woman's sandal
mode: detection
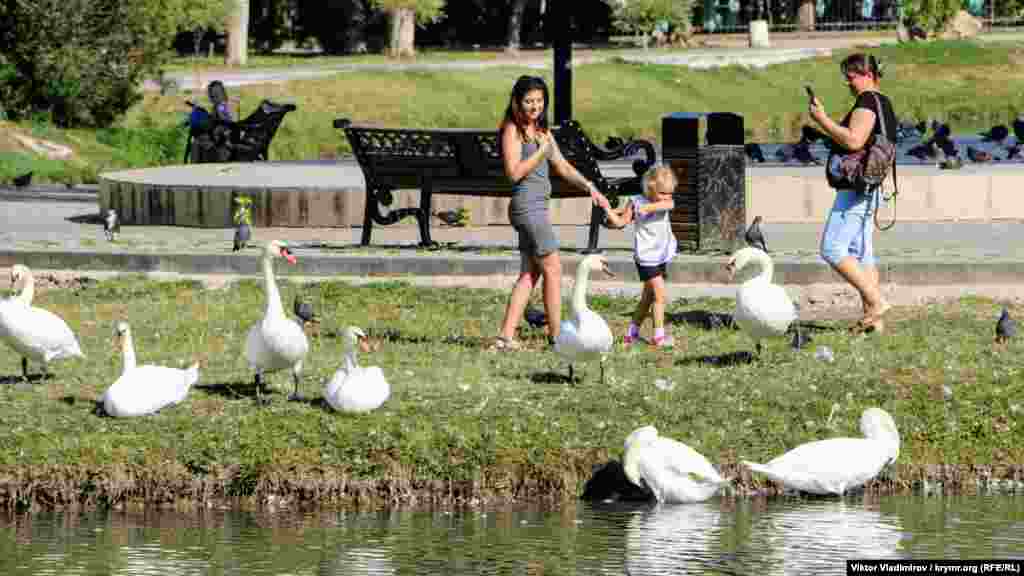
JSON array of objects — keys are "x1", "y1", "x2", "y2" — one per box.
[{"x1": 850, "y1": 317, "x2": 885, "y2": 335}]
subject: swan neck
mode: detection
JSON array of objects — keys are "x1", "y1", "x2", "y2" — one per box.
[
  {"x1": 262, "y1": 256, "x2": 283, "y2": 315},
  {"x1": 571, "y1": 262, "x2": 591, "y2": 312},
  {"x1": 121, "y1": 331, "x2": 137, "y2": 372},
  {"x1": 16, "y1": 272, "x2": 34, "y2": 305},
  {"x1": 753, "y1": 252, "x2": 773, "y2": 283},
  {"x1": 343, "y1": 345, "x2": 359, "y2": 372}
]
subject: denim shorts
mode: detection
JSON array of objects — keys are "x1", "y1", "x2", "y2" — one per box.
[
  {"x1": 820, "y1": 189, "x2": 878, "y2": 267},
  {"x1": 510, "y1": 209, "x2": 559, "y2": 258}
]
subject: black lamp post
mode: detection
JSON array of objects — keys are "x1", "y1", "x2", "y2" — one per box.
[{"x1": 551, "y1": 0, "x2": 572, "y2": 126}]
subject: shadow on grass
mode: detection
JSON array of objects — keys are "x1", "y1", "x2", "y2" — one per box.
[
  {"x1": 362, "y1": 327, "x2": 487, "y2": 349},
  {"x1": 0, "y1": 373, "x2": 52, "y2": 385},
  {"x1": 529, "y1": 371, "x2": 576, "y2": 385},
  {"x1": 67, "y1": 212, "x2": 105, "y2": 225},
  {"x1": 678, "y1": 350, "x2": 757, "y2": 367},
  {"x1": 667, "y1": 310, "x2": 737, "y2": 330}
]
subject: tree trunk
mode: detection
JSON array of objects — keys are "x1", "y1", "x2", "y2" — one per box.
[
  {"x1": 226, "y1": 0, "x2": 250, "y2": 66},
  {"x1": 386, "y1": 7, "x2": 416, "y2": 58},
  {"x1": 797, "y1": 0, "x2": 815, "y2": 31},
  {"x1": 505, "y1": 0, "x2": 528, "y2": 52}
]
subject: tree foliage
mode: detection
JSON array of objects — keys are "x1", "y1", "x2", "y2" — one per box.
[
  {"x1": 0, "y1": 0, "x2": 234, "y2": 127},
  {"x1": 370, "y1": 0, "x2": 446, "y2": 25},
  {"x1": 602, "y1": 0, "x2": 695, "y2": 44},
  {"x1": 900, "y1": 0, "x2": 961, "y2": 33}
]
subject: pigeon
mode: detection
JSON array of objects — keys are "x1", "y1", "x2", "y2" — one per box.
[
  {"x1": 744, "y1": 143, "x2": 766, "y2": 163},
  {"x1": 433, "y1": 209, "x2": 465, "y2": 227},
  {"x1": 233, "y1": 221, "x2": 250, "y2": 252},
  {"x1": 103, "y1": 209, "x2": 120, "y2": 241},
  {"x1": 967, "y1": 146, "x2": 993, "y2": 163},
  {"x1": 1006, "y1": 143, "x2": 1022, "y2": 160},
  {"x1": 996, "y1": 306, "x2": 1017, "y2": 344},
  {"x1": 524, "y1": 306, "x2": 547, "y2": 329},
  {"x1": 895, "y1": 118, "x2": 923, "y2": 141},
  {"x1": 744, "y1": 215, "x2": 768, "y2": 253},
  {"x1": 12, "y1": 171, "x2": 32, "y2": 188},
  {"x1": 293, "y1": 295, "x2": 319, "y2": 326},
  {"x1": 981, "y1": 125, "x2": 1009, "y2": 144}
]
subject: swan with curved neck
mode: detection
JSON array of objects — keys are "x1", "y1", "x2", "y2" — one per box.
[
  {"x1": 622, "y1": 425, "x2": 730, "y2": 503},
  {"x1": 324, "y1": 326, "x2": 390, "y2": 413},
  {"x1": 554, "y1": 254, "x2": 614, "y2": 384},
  {"x1": 0, "y1": 264, "x2": 84, "y2": 380},
  {"x1": 244, "y1": 240, "x2": 309, "y2": 404},
  {"x1": 102, "y1": 321, "x2": 199, "y2": 417},
  {"x1": 726, "y1": 246, "x2": 796, "y2": 356},
  {"x1": 743, "y1": 407, "x2": 901, "y2": 495}
]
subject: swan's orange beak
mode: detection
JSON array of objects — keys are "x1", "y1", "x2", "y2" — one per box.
[{"x1": 280, "y1": 246, "x2": 297, "y2": 264}]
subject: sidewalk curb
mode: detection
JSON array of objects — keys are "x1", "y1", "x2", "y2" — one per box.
[{"x1": 3, "y1": 249, "x2": 1024, "y2": 286}]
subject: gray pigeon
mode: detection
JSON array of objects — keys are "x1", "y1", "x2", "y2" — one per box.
[
  {"x1": 525, "y1": 306, "x2": 547, "y2": 329},
  {"x1": 996, "y1": 306, "x2": 1017, "y2": 344},
  {"x1": 103, "y1": 209, "x2": 120, "y2": 241},
  {"x1": 433, "y1": 209, "x2": 465, "y2": 227},
  {"x1": 293, "y1": 295, "x2": 318, "y2": 326},
  {"x1": 744, "y1": 216, "x2": 768, "y2": 253},
  {"x1": 233, "y1": 222, "x2": 250, "y2": 252}
]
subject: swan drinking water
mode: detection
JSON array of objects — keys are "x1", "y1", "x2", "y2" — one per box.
[
  {"x1": 742, "y1": 407, "x2": 901, "y2": 495},
  {"x1": 244, "y1": 240, "x2": 309, "y2": 404},
  {"x1": 622, "y1": 425, "x2": 731, "y2": 503},
  {"x1": 0, "y1": 264, "x2": 84, "y2": 380},
  {"x1": 726, "y1": 246, "x2": 797, "y2": 356},
  {"x1": 324, "y1": 326, "x2": 390, "y2": 413},
  {"x1": 102, "y1": 321, "x2": 199, "y2": 417},
  {"x1": 554, "y1": 254, "x2": 614, "y2": 384}
]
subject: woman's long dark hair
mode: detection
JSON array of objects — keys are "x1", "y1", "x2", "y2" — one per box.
[
  {"x1": 500, "y1": 75, "x2": 550, "y2": 141},
  {"x1": 841, "y1": 53, "x2": 883, "y2": 80}
]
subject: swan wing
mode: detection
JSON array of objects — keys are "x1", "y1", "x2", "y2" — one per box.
[
  {"x1": 327, "y1": 366, "x2": 390, "y2": 413},
  {"x1": 634, "y1": 440, "x2": 725, "y2": 503},
  {"x1": 246, "y1": 315, "x2": 308, "y2": 371},
  {"x1": 103, "y1": 364, "x2": 198, "y2": 418},
  {"x1": 735, "y1": 281, "x2": 796, "y2": 338},
  {"x1": 0, "y1": 303, "x2": 83, "y2": 362},
  {"x1": 743, "y1": 438, "x2": 890, "y2": 494},
  {"x1": 555, "y1": 310, "x2": 612, "y2": 360}
]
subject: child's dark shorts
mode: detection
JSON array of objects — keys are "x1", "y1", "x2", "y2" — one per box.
[{"x1": 635, "y1": 261, "x2": 667, "y2": 282}]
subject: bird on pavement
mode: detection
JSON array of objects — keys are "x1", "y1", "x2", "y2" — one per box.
[
  {"x1": 433, "y1": 209, "x2": 466, "y2": 227},
  {"x1": 233, "y1": 221, "x2": 251, "y2": 252},
  {"x1": 12, "y1": 171, "x2": 32, "y2": 188},
  {"x1": 744, "y1": 216, "x2": 768, "y2": 253},
  {"x1": 980, "y1": 124, "x2": 1009, "y2": 144},
  {"x1": 996, "y1": 306, "x2": 1017, "y2": 345},
  {"x1": 744, "y1": 143, "x2": 766, "y2": 163},
  {"x1": 103, "y1": 209, "x2": 120, "y2": 241}
]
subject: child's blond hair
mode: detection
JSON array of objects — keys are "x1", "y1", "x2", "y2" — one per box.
[{"x1": 642, "y1": 165, "x2": 677, "y2": 200}]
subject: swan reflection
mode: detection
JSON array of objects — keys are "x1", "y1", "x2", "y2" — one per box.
[{"x1": 624, "y1": 503, "x2": 726, "y2": 575}]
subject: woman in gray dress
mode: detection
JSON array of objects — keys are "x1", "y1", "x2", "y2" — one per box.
[{"x1": 494, "y1": 75, "x2": 609, "y2": 350}]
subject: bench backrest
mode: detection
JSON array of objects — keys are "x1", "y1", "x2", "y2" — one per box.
[{"x1": 337, "y1": 120, "x2": 606, "y2": 198}]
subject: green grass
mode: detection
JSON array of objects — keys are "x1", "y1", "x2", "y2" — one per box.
[
  {"x1": 5, "y1": 38, "x2": 1024, "y2": 186},
  {"x1": 1, "y1": 275, "x2": 1022, "y2": 510}
]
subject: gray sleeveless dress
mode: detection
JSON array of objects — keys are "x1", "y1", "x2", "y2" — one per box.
[{"x1": 509, "y1": 140, "x2": 559, "y2": 257}]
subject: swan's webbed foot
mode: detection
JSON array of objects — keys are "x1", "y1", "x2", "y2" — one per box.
[
  {"x1": 755, "y1": 341, "x2": 764, "y2": 358},
  {"x1": 288, "y1": 372, "x2": 304, "y2": 402},
  {"x1": 21, "y1": 357, "x2": 29, "y2": 381},
  {"x1": 254, "y1": 373, "x2": 271, "y2": 406}
]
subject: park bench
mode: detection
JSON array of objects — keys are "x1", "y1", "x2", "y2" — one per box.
[
  {"x1": 185, "y1": 99, "x2": 297, "y2": 164},
  {"x1": 334, "y1": 118, "x2": 657, "y2": 253}
]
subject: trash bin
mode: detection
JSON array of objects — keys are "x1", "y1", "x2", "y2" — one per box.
[{"x1": 662, "y1": 112, "x2": 747, "y2": 252}]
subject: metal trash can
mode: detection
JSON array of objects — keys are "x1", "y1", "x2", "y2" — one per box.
[{"x1": 662, "y1": 112, "x2": 746, "y2": 252}]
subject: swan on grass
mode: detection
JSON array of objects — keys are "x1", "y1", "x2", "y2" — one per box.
[
  {"x1": 554, "y1": 254, "x2": 614, "y2": 384},
  {"x1": 726, "y1": 246, "x2": 797, "y2": 356},
  {"x1": 245, "y1": 240, "x2": 309, "y2": 404},
  {"x1": 0, "y1": 264, "x2": 84, "y2": 380},
  {"x1": 622, "y1": 425, "x2": 731, "y2": 504},
  {"x1": 742, "y1": 407, "x2": 900, "y2": 495},
  {"x1": 102, "y1": 321, "x2": 199, "y2": 417},
  {"x1": 324, "y1": 326, "x2": 390, "y2": 413}
]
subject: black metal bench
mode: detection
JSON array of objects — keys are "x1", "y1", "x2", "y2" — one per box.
[{"x1": 334, "y1": 118, "x2": 657, "y2": 253}]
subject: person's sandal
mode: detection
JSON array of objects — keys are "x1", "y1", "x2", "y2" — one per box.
[{"x1": 490, "y1": 336, "x2": 523, "y2": 351}]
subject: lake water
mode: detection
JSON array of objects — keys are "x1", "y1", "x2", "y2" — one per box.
[{"x1": 2, "y1": 495, "x2": 1022, "y2": 575}]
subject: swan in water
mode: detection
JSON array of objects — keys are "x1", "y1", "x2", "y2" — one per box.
[
  {"x1": 742, "y1": 407, "x2": 900, "y2": 495},
  {"x1": 245, "y1": 240, "x2": 309, "y2": 404},
  {"x1": 324, "y1": 326, "x2": 390, "y2": 413},
  {"x1": 623, "y1": 425, "x2": 730, "y2": 504},
  {"x1": 102, "y1": 321, "x2": 199, "y2": 417},
  {"x1": 554, "y1": 254, "x2": 614, "y2": 383},
  {"x1": 625, "y1": 502, "x2": 725, "y2": 575},
  {"x1": 726, "y1": 246, "x2": 797, "y2": 356},
  {"x1": 0, "y1": 264, "x2": 84, "y2": 380}
]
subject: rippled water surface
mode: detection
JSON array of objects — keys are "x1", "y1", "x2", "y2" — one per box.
[{"x1": 2, "y1": 496, "x2": 1023, "y2": 575}]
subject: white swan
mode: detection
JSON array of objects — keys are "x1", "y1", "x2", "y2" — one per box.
[
  {"x1": 726, "y1": 246, "x2": 797, "y2": 355},
  {"x1": 245, "y1": 240, "x2": 309, "y2": 403},
  {"x1": 102, "y1": 321, "x2": 199, "y2": 417},
  {"x1": 554, "y1": 254, "x2": 614, "y2": 383},
  {"x1": 742, "y1": 407, "x2": 900, "y2": 495},
  {"x1": 324, "y1": 326, "x2": 390, "y2": 413},
  {"x1": 622, "y1": 425, "x2": 730, "y2": 504},
  {"x1": 0, "y1": 264, "x2": 84, "y2": 379}
]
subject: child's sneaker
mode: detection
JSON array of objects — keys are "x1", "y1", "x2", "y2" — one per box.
[
  {"x1": 623, "y1": 333, "x2": 637, "y2": 346},
  {"x1": 653, "y1": 335, "x2": 674, "y2": 349}
]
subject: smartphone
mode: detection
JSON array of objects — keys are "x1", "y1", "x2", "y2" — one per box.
[{"x1": 805, "y1": 85, "x2": 816, "y2": 102}]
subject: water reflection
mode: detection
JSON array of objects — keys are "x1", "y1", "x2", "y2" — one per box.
[{"x1": 1, "y1": 496, "x2": 1022, "y2": 575}]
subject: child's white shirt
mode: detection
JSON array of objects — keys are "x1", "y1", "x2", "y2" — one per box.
[{"x1": 631, "y1": 195, "x2": 676, "y2": 266}]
